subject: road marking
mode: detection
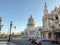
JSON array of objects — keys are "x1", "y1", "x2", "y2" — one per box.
[{"x1": 0, "y1": 41, "x2": 16, "y2": 45}]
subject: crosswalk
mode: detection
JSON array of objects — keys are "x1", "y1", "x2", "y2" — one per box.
[{"x1": 0, "y1": 41, "x2": 16, "y2": 45}]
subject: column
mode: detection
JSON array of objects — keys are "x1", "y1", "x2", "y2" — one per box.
[{"x1": 47, "y1": 18, "x2": 48, "y2": 29}]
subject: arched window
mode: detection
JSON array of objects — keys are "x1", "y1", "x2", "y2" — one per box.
[
  {"x1": 55, "y1": 15, "x2": 58, "y2": 20},
  {"x1": 48, "y1": 33, "x2": 51, "y2": 38},
  {"x1": 39, "y1": 28, "x2": 41, "y2": 31}
]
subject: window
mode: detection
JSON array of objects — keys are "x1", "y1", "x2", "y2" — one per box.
[
  {"x1": 48, "y1": 33, "x2": 51, "y2": 38},
  {"x1": 55, "y1": 15, "x2": 58, "y2": 20},
  {"x1": 39, "y1": 29, "x2": 41, "y2": 31}
]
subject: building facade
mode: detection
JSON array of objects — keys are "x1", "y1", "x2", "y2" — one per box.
[
  {"x1": 42, "y1": 2, "x2": 60, "y2": 39},
  {"x1": 20, "y1": 15, "x2": 43, "y2": 38},
  {"x1": 20, "y1": 2, "x2": 60, "y2": 39}
]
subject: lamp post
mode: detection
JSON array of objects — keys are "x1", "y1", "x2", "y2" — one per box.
[
  {"x1": 8, "y1": 21, "x2": 12, "y2": 42},
  {"x1": 8, "y1": 21, "x2": 16, "y2": 42}
]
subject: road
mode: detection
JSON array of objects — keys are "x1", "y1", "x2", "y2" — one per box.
[
  {"x1": 10, "y1": 39, "x2": 59, "y2": 45},
  {"x1": 11, "y1": 39, "x2": 36, "y2": 45}
]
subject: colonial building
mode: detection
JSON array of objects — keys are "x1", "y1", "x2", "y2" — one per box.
[
  {"x1": 20, "y1": 15, "x2": 43, "y2": 38},
  {"x1": 42, "y1": 2, "x2": 60, "y2": 39}
]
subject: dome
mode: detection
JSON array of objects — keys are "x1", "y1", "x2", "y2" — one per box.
[{"x1": 27, "y1": 15, "x2": 35, "y2": 27}]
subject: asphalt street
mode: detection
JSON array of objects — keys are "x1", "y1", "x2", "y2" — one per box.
[
  {"x1": 11, "y1": 39, "x2": 36, "y2": 45},
  {"x1": 10, "y1": 39, "x2": 59, "y2": 45}
]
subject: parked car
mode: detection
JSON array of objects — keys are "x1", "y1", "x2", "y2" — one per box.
[
  {"x1": 51, "y1": 39, "x2": 59, "y2": 44},
  {"x1": 37, "y1": 38, "x2": 44, "y2": 42},
  {"x1": 57, "y1": 38, "x2": 60, "y2": 44},
  {"x1": 43, "y1": 38, "x2": 54, "y2": 41},
  {"x1": 31, "y1": 38, "x2": 41, "y2": 45},
  {"x1": 51, "y1": 38, "x2": 60, "y2": 44},
  {"x1": 29, "y1": 38, "x2": 31, "y2": 41},
  {"x1": 28, "y1": 38, "x2": 32, "y2": 41}
]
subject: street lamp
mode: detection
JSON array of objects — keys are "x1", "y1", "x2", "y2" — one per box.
[
  {"x1": 8, "y1": 21, "x2": 13, "y2": 42},
  {"x1": 8, "y1": 21, "x2": 16, "y2": 42}
]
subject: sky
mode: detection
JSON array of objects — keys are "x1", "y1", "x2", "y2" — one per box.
[{"x1": 0, "y1": 0, "x2": 60, "y2": 34}]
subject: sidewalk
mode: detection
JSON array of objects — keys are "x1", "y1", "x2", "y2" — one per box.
[{"x1": 0, "y1": 41, "x2": 16, "y2": 45}]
